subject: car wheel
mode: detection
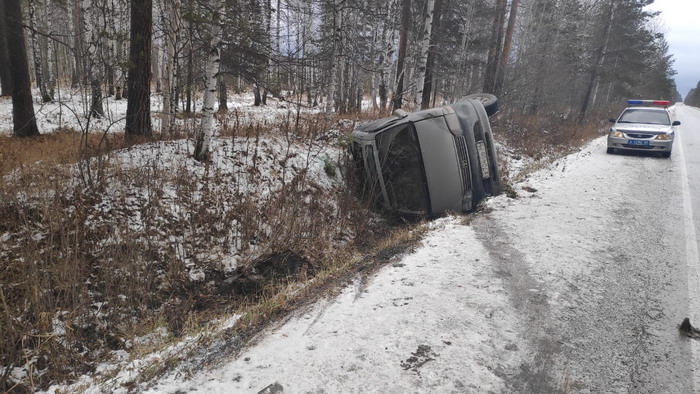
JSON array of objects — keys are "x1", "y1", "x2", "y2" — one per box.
[
  {"x1": 461, "y1": 93, "x2": 498, "y2": 117},
  {"x1": 606, "y1": 147, "x2": 615, "y2": 154},
  {"x1": 662, "y1": 151, "x2": 671, "y2": 158}
]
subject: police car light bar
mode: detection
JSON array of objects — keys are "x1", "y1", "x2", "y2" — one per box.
[{"x1": 627, "y1": 99, "x2": 670, "y2": 106}]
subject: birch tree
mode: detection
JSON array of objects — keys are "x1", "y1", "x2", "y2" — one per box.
[
  {"x1": 325, "y1": 0, "x2": 341, "y2": 114},
  {"x1": 414, "y1": 0, "x2": 435, "y2": 109},
  {"x1": 392, "y1": 0, "x2": 410, "y2": 110},
  {"x1": 28, "y1": 0, "x2": 51, "y2": 102},
  {"x1": 193, "y1": 0, "x2": 224, "y2": 161},
  {"x1": 378, "y1": 0, "x2": 397, "y2": 110}
]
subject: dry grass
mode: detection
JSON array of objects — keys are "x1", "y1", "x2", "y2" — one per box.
[
  {"x1": 491, "y1": 113, "x2": 603, "y2": 159},
  {"x1": 0, "y1": 130, "x2": 130, "y2": 177}
]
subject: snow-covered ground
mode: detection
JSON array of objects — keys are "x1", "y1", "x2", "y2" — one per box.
[
  {"x1": 0, "y1": 90, "x2": 318, "y2": 134},
  {"x1": 5, "y1": 89, "x2": 581, "y2": 392},
  {"x1": 39, "y1": 138, "x2": 604, "y2": 394},
  {"x1": 133, "y1": 141, "x2": 605, "y2": 393}
]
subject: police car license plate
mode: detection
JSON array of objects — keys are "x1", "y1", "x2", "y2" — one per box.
[{"x1": 627, "y1": 140, "x2": 650, "y2": 146}]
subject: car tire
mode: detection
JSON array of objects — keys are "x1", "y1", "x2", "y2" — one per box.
[
  {"x1": 606, "y1": 147, "x2": 615, "y2": 154},
  {"x1": 662, "y1": 151, "x2": 671, "y2": 158},
  {"x1": 461, "y1": 93, "x2": 499, "y2": 117}
]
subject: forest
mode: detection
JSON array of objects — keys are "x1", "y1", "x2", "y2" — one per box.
[
  {"x1": 0, "y1": 0, "x2": 679, "y2": 136},
  {"x1": 0, "y1": 0, "x2": 680, "y2": 391}
]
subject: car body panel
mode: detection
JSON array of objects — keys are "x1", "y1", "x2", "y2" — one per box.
[{"x1": 414, "y1": 117, "x2": 463, "y2": 213}]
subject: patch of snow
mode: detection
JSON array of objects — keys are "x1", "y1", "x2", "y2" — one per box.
[{"x1": 0, "y1": 90, "x2": 319, "y2": 135}]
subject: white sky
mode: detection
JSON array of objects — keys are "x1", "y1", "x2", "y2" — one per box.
[{"x1": 648, "y1": 0, "x2": 700, "y2": 98}]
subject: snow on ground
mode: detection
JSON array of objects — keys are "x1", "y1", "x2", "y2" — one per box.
[
  {"x1": 0, "y1": 90, "x2": 318, "y2": 134},
  {"x1": 142, "y1": 218, "x2": 524, "y2": 394},
  {"x1": 130, "y1": 137, "x2": 608, "y2": 394}
]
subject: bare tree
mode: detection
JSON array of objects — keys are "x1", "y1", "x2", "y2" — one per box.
[
  {"x1": 28, "y1": 0, "x2": 52, "y2": 102},
  {"x1": 578, "y1": 0, "x2": 614, "y2": 123},
  {"x1": 194, "y1": 0, "x2": 224, "y2": 161},
  {"x1": 0, "y1": 0, "x2": 12, "y2": 96},
  {"x1": 3, "y1": 0, "x2": 40, "y2": 137},
  {"x1": 494, "y1": 0, "x2": 519, "y2": 96},
  {"x1": 125, "y1": 0, "x2": 153, "y2": 138},
  {"x1": 414, "y1": 0, "x2": 435, "y2": 109},
  {"x1": 483, "y1": 0, "x2": 506, "y2": 94},
  {"x1": 392, "y1": 0, "x2": 410, "y2": 110}
]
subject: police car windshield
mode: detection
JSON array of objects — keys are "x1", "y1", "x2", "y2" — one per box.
[{"x1": 617, "y1": 108, "x2": 670, "y2": 125}]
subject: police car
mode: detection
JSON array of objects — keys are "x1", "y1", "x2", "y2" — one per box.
[{"x1": 607, "y1": 100, "x2": 681, "y2": 158}]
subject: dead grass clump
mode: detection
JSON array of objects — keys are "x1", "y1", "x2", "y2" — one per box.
[
  {"x1": 0, "y1": 129, "x2": 133, "y2": 177},
  {"x1": 492, "y1": 114, "x2": 603, "y2": 159}
]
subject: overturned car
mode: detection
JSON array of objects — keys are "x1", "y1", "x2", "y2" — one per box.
[{"x1": 351, "y1": 94, "x2": 502, "y2": 216}]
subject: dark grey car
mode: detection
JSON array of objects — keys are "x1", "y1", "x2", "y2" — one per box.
[{"x1": 350, "y1": 97, "x2": 501, "y2": 216}]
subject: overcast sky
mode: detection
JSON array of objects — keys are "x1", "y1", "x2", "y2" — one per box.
[{"x1": 647, "y1": 0, "x2": 700, "y2": 98}]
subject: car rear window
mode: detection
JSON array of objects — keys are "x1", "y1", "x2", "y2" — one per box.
[{"x1": 618, "y1": 108, "x2": 670, "y2": 125}]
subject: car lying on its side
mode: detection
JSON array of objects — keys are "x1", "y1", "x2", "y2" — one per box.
[
  {"x1": 607, "y1": 99, "x2": 681, "y2": 158},
  {"x1": 350, "y1": 94, "x2": 501, "y2": 216}
]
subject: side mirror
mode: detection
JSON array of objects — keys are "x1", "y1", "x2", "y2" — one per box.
[
  {"x1": 609, "y1": 118, "x2": 616, "y2": 123},
  {"x1": 672, "y1": 120, "x2": 681, "y2": 126}
]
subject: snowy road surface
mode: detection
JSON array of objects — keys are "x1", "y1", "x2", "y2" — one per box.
[{"x1": 145, "y1": 105, "x2": 700, "y2": 393}]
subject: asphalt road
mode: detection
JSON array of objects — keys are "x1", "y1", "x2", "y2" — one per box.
[{"x1": 473, "y1": 104, "x2": 700, "y2": 393}]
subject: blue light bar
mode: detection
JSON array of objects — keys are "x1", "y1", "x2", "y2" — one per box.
[{"x1": 627, "y1": 99, "x2": 670, "y2": 106}]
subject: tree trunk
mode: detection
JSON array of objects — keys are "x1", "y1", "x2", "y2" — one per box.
[
  {"x1": 421, "y1": 0, "x2": 443, "y2": 109},
  {"x1": 414, "y1": 0, "x2": 435, "y2": 109},
  {"x1": 125, "y1": 0, "x2": 153, "y2": 139},
  {"x1": 494, "y1": 0, "x2": 519, "y2": 96},
  {"x1": 0, "y1": 0, "x2": 13, "y2": 96},
  {"x1": 218, "y1": 75, "x2": 228, "y2": 112},
  {"x1": 69, "y1": 0, "x2": 83, "y2": 88},
  {"x1": 194, "y1": 0, "x2": 223, "y2": 161},
  {"x1": 578, "y1": 0, "x2": 614, "y2": 124},
  {"x1": 325, "y1": 0, "x2": 341, "y2": 114},
  {"x1": 392, "y1": 0, "x2": 410, "y2": 110},
  {"x1": 44, "y1": 0, "x2": 55, "y2": 99},
  {"x1": 185, "y1": 0, "x2": 193, "y2": 113},
  {"x1": 28, "y1": 0, "x2": 51, "y2": 102},
  {"x1": 3, "y1": 0, "x2": 40, "y2": 137},
  {"x1": 161, "y1": 0, "x2": 179, "y2": 134},
  {"x1": 483, "y1": 0, "x2": 507, "y2": 94},
  {"x1": 378, "y1": 0, "x2": 396, "y2": 111}
]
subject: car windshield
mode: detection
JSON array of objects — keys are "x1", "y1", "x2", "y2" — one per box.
[
  {"x1": 375, "y1": 124, "x2": 430, "y2": 213},
  {"x1": 617, "y1": 108, "x2": 670, "y2": 125}
]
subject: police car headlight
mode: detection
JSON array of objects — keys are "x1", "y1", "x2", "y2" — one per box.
[
  {"x1": 610, "y1": 131, "x2": 624, "y2": 138},
  {"x1": 655, "y1": 133, "x2": 673, "y2": 140}
]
